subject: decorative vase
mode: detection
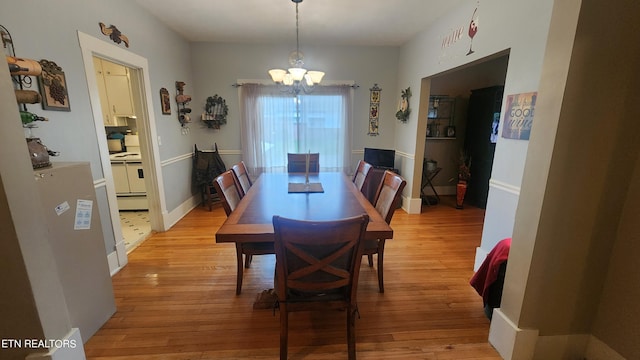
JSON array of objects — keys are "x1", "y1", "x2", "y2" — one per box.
[{"x1": 456, "y1": 181, "x2": 468, "y2": 209}]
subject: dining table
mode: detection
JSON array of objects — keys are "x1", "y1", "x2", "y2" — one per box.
[{"x1": 215, "y1": 171, "x2": 393, "y2": 244}]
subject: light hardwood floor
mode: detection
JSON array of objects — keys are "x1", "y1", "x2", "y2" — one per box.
[{"x1": 85, "y1": 196, "x2": 502, "y2": 359}]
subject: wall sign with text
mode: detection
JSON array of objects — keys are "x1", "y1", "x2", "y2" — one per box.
[{"x1": 502, "y1": 92, "x2": 537, "y2": 140}]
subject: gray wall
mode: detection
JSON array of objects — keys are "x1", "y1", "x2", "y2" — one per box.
[
  {"x1": 3, "y1": 0, "x2": 639, "y2": 358},
  {"x1": 400, "y1": 0, "x2": 639, "y2": 358},
  {"x1": 511, "y1": 0, "x2": 640, "y2": 357},
  {"x1": 1, "y1": 0, "x2": 193, "y2": 255},
  {"x1": 189, "y1": 42, "x2": 400, "y2": 172}
]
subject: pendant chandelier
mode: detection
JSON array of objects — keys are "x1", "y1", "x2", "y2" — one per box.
[{"x1": 268, "y1": 0, "x2": 325, "y2": 94}]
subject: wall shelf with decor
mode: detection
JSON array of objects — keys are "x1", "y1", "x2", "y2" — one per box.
[{"x1": 426, "y1": 95, "x2": 456, "y2": 139}]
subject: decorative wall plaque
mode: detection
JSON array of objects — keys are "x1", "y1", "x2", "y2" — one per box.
[
  {"x1": 368, "y1": 84, "x2": 381, "y2": 136},
  {"x1": 38, "y1": 59, "x2": 70, "y2": 111},
  {"x1": 99, "y1": 22, "x2": 130, "y2": 48}
]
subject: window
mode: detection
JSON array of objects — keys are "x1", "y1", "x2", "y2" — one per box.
[{"x1": 240, "y1": 84, "x2": 352, "y2": 174}]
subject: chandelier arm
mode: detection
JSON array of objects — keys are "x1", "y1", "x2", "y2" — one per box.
[{"x1": 269, "y1": 0, "x2": 324, "y2": 92}]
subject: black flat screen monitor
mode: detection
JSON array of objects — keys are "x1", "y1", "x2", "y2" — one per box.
[{"x1": 364, "y1": 148, "x2": 395, "y2": 169}]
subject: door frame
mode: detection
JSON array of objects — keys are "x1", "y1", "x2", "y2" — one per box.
[{"x1": 78, "y1": 31, "x2": 167, "y2": 271}]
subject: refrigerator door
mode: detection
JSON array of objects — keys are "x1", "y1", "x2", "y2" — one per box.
[{"x1": 34, "y1": 162, "x2": 116, "y2": 342}]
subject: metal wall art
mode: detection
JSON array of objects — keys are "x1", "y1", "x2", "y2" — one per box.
[
  {"x1": 175, "y1": 81, "x2": 192, "y2": 134},
  {"x1": 202, "y1": 95, "x2": 228, "y2": 130},
  {"x1": 368, "y1": 84, "x2": 381, "y2": 136}
]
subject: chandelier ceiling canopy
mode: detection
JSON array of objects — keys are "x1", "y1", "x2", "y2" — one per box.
[{"x1": 268, "y1": 0, "x2": 324, "y2": 93}]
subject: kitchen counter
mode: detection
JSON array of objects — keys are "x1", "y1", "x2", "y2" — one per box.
[{"x1": 109, "y1": 152, "x2": 141, "y2": 161}]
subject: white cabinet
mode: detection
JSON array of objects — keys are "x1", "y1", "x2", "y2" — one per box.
[
  {"x1": 111, "y1": 159, "x2": 148, "y2": 210},
  {"x1": 125, "y1": 162, "x2": 146, "y2": 193},
  {"x1": 94, "y1": 57, "x2": 135, "y2": 126},
  {"x1": 111, "y1": 162, "x2": 130, "y2": 193}
]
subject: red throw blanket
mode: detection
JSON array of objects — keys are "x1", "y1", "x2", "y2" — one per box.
[{"x1": 470, "y1": 238, "x2": 511, "y2": 304}]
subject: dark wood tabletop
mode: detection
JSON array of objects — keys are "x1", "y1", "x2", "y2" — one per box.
[{"x1": 215, "y1": 172, "x2": 393, "y2": 243}]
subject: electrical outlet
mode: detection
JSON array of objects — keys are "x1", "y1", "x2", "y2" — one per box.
[{"x1": 157, "y1": 136, "x2": 162, "y2": 145}]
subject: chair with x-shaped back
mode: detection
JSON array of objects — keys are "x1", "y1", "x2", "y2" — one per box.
[{"x1": 273, "y1": 214, "x2": 369, "y2": 360}]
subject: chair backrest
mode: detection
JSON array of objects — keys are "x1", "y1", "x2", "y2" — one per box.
[
  {"x1": 272, "y1": 214, "x2": 369, "y2": 302},
  {"x1": 212, "y1": 170, "x2": 242, "y2": 216},
  {"x1": 231, "y1": 161, "x2": 252, "y2": 196},
  {"x1": 352, "y1": 160, "x2": 373, "y2": 192},
  {"x1": 287, "y1": 153, "x2": 319, "y2": 173},
  {"x1": 372, "y1": 170, "x2": 407, "y2": 224}
]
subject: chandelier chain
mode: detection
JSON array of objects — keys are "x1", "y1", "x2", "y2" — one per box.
[{"x1": 295, "y1": 2, "x2": 301, "y2": 63}]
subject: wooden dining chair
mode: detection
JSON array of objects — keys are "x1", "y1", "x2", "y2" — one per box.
[
  {"x1": 213, "y1": 170, "x2": 274, "y2": 295},
  {"x1": 287, "y1": 153, "x2": 319, "y2": 173},
  {"x1": 231, "y1": 161, "x2": 252, "y2": 197},
  {"x1": 365, "y1": 170, "x2": 406, "y2": 293},
  {"x1": 352, "y1": 160, "x2": 373, "y2": 193},
  {"x1": 212, "y1": 170, "x2": 242, "y2": 215},
  {"x1": 273, "y1": 214, "x2": 369, "y2": 360}
]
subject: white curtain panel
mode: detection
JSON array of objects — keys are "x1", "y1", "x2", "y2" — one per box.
[{"x1": 240, "y1": 84, "x2": 353, "y2": 176}]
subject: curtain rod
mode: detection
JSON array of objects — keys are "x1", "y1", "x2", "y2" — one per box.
[{"x1": 232, "y1": 82, "x2": 359, "y2": 89}]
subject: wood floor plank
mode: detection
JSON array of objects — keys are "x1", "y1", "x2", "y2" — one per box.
[{"x1": 84, "y1": 196, "x2": 502, "y2": 359}]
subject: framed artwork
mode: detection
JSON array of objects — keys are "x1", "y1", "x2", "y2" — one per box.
[
  {"x1": 502, "y1": 92, "x2": 537, "y2": 140},
  {"x1": 160, "y1": 87, "x2": 171, "y2": 115},
  {"x1": 38, "y1": 59, "x2": 70, "y2": 111}
]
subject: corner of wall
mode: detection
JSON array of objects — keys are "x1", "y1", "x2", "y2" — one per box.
[
  {"x1": 489, "y1": 308, "x2": 539, "y2": 360},
  {"x1": 404, "y1": 196, "x2": 423, "y2": 214},
  {"x1": 164, "y1": 194, "x2": 202, "y2": 229},
  {"x1": 584, "y1": 336, "x2": 626, "y2": 360}
]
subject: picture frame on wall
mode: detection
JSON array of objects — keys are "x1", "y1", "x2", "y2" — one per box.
[
  {"x1": 37, "y1": 59, "x2": 70, "y2": 111},
  {"x1": 160, "y1": 87, "x2": 171, "y2": 115}
]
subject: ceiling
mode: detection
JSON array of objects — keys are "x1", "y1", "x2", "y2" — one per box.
[{"x1": 134, "y1": 0, "x2": 465, "y2": 46}]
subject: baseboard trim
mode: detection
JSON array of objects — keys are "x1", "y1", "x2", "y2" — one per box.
[
  {"x1": 404, "y1": 196, "x2": 422, "y2": 214},
  {"x1": 489, "y1": 308, "x2": 539, "y2": 360},
  {"x1": 163, "y1": 194, "x2": 201, "y2": 229},
  {"x1": 107, "y1": 251, "x2": 119, "y2": 276},
  {"x1": 25, "y1": 328, "x2": 86, "y2": 360},
  {"x1": 107, "y1": 239, "x2": 128, "y2": 276},
  {"x1": 534, "y1": 334, "x2": 589, "y2": 359}
]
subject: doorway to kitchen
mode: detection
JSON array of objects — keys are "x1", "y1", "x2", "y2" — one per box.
[
  {"x1": 95, "y1": 56, "x2": 152, "y2": 252},
  {"x1": 79, "y1": 31, "x2": 167, "y2": 273}
]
